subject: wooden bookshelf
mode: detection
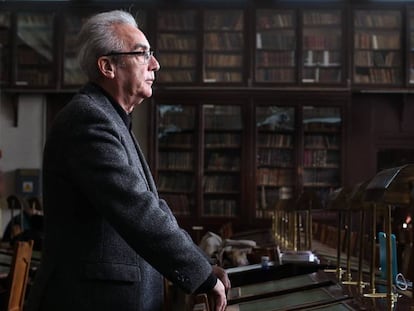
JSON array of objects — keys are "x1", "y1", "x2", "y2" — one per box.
[
  {"x1": 302, "y1": 9, "x2": 343, "y2": 84},
  {"x1": 255, "y1": 105, "x2": 296, "y2": 219},
  {"x1": 15, "y1": 12, "x2": 55, "y2": 87},
  {"x1": 157, "y1": 104, "x2": 197, "y2": 216},
  {"x1": 302, "y1": 106, "x2": 342, "y2": 205},
  {"x1": 203, "y1": 104, "x2": 243, "y2": 217},
  {"x1": 156, "y1": 10, "x2": 198, "y2": 83},
  {"x1": 255, "y1": 9, "x2": 296, "y2": 83},
  {"x1": 203, "y1": 9, "x2": 244, "y2": 83},
  {"x1": 353, "y1": 9, "x2": 402, "y2": 85},
  {"x1": 0, "y1": 12, "x2": 11, "y2": 86}
]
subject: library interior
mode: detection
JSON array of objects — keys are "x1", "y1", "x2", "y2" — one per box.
[{"x1": 1, "y1": 0, "x2": 414, "y2": 310}]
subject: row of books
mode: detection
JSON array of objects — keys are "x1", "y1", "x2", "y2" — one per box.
[
  {"x1": 157, "y1": 71, "x2": 195, "y2": 83},
  {"x1": 16, "y1": 69, "x2": 51, "y2": 86},
  {"x1": 204, "y1": 54, "x2": 243, "y2": 67},
  {"x1": 159, "y1": 152, "x2": 194, "y2": 170},
  {"x1": 159, "y1": 133, "x2": 194, "y2": 148},
  {"x1": 257, "y1": 133, "x2": 293, "y2": 148},
  {"x1": 256, "y1": 68, "x2": 295, "y2": 82},
  {"x1": 204, "y1": 71, "x2": 243, "y2": 83},
  {"x1": 205, "y1": 153, "x2": 240, "y2": 171},
  {"x1": 304, "y1": 134, "x2": 340, "y2": 148},
  {"x1": 353, "y1": 68, "x2": 401, "y2": 84},
  {"x1": 162, "y1": 194, "x2": 191, "y2": 216},
  {"x1": 303, "y1": 12, "x2": 341, "y2": 26},
  {"x1": 0, "y1": 13, "x2": 10, "y2": 27},
  {"x1": 158, "y1": 13, "x2": 196, "y2": 30},
  {"x1": 205, "y1": 33, "x2": 244, "y2": 50},
  {"x1": 304, "y1": 50, "x2": 341, "y2": 66},
  {"x1": 256, "y1": 12, "x2": 294, "y2": 29},
  {"x1": 256, "y1": 168, "x2": 294, "y2": 186},
  {"x1": 205, "y1": 133, "x2": 241, "y2": 147},
  {"x1": 303, "y1": 149, "x2": 340, "y2": 167},
  {"x1": 302, "y1": 68, "x2": 342, "y2": 83},
  {"x1": 203, "y1": 175, "x2": 239, "y2": 193},
  {"x1": 158, "y1": 53, "x2": 196, "y2": 67},
  {"x1": 158, "y1": 174, "x2": 194, "y2": 192},
  {"x1": 157, "y1": 34, "x2": 197, "y2": 50},
  {"x1": 354, "y1": 12, "x2": 400, "y2": 28},
  {"x1": 303, "y1": 168, "x2": 339, "y2": 185},
  {"x1": 303, "y1": 34, "x2": 341, "y2": 50},
  {"x1": 204, "y1": 200, "x2": 237, "y2": 217},
  {"x1": 354, "y1": 33, "x2": 400, "y2": 50},
  {"x1": 354, "y1": 50, "x2": 400, "y2": 67},
  {"x1": 205, "y1": 12, "x2": 243, "y2": 31},
  {"x1": 257, "y1": 149, "x2": 294, "y2": 167},
  {"x1": 204, "y1": 116, "x2": 242, "y2": 130},
  {"x1": 256, "y1": 51, "x2": 295, "y2": 66},
  {"x1": 256, "y1": 33, "x2": 296, "y2": 50}
]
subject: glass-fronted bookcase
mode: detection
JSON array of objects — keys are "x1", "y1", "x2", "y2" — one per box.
[
  {"x1": 353, "y1": 9, "x2": 402, "y2": 85},
  {"x1": 0, "y1": 12, "x2": 10, "y2": 86}
]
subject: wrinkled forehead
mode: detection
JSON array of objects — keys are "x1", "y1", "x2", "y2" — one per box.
[{"x1": 115, "y1": 23, "x2": 150, "y2": 51}]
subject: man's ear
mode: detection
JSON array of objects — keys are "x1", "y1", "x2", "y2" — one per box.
[{"x1": 97, "y1": 57, "x2": 115, "y2": 79}]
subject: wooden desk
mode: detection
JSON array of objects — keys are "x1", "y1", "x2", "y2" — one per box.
[
  {"x1": 226, "y1": 285, "x2": 350, "y2": 311},
  {"x1": 228, "y1": 272, "x2": 334, "y2": 305}
]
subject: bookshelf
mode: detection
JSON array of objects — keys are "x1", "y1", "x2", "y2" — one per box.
[
  {"x1": 302, "y1": 106, "x2": 342, "y2": 205},
  {"x1": 156, "y1": 104, "x2": 197, "y2": 216},
  {"x1": 255, "y1": 105, "x2": 296, "y2": 219},
  {"x1": 203, "y1": 104, "x2": 243, "y2": 217},
  {"x1": 156, "y1": 10, "x2": 198, "y2": 83},
  {"x1": 203, "y1": 10, "x2": 244, "y2": 83},
  {"x1": 353, "y1": 9, "x2": 402, "y2": 85},
  {"x1": 0, "y1": 12, "x2": 10, "y2": 86},
  {"x1": 255, "y1": 9, "x2": 296, "y2": 83},
  {"x1": 15, "y1": 12, "x2": 55, "y2": 87},
  {"x1": 302, "y1": 9, "x2": 343, "y2": 84}
]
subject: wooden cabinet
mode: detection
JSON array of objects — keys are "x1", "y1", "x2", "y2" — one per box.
[
  {"x1": 353, "y1": 9, "x2": 402, "y2": 85},
  {"x1": 0, "y1": 12, "x2": 11, "y2": 86},
  {"x1": 15, "y1": 12, "x2": 56, "y2": 87},
  {"x1": 152, "y1": 93, "x2": 346, "y2": 229}
]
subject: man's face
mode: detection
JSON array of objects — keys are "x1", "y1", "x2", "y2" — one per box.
[{"x1": 112, "y1": 23, "x2": 160, "y2": 110}]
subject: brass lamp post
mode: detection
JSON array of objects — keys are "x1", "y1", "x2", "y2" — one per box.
[{"x1": 363, "y1": 164, "x2": 414, "y2": 310}]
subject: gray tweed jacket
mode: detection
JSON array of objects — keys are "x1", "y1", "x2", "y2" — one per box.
[{"x1": 26, "y1": 83, "x2": 213, "y2": 311}]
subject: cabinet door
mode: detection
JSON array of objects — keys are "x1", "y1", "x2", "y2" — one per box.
[
  {"x1": 202, "y1": 104, "x2": 243, "y2": 217},
  {"x1": 255, "y1": 106, "x2": 296, "y2": 219},
  {"x1": 302, "y1": 106, "x2": 342, "y2": 204},
  {"x1": 156, "y1": 10, "x2": 198, "y2": 83},
  {"x1": 203, "y1": 9, "x2": 244, "y2": 83},
  {"x1": 62, "y1": 13, "x2": 89, "y2": 87},
  {"x1": 16, "y1": 12, "x2": 55, "y2": 87},
  {"x1": 409, "y1": 9, "x2": 414, "y2": 85},
  {"x1": 353, "y1": 9, "x2": 402, "y2": 85},
  {"x1": 156, "y1": 104, "x2": 197, "y2": 217},
  {"x1": 255, "y1": 9, "x2": 296, "y2": 83},
  {"x1": 302, "y1": 9, "x2": 343, "y2": 84},
  {"x1": 0, "y1": 12, "x2": 11, "y2": 86}
]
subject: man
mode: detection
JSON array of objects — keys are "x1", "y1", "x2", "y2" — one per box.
[{"x1": 27, "y1": 10, "x2": 229, "y2": 311}]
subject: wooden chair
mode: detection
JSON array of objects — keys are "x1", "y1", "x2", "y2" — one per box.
[
  {"x1": 192, "y1": 293, "x2": 211, "y2": 311},
  {"x1": 5, "y1": 240, "x2": 34, "y2": 311}
]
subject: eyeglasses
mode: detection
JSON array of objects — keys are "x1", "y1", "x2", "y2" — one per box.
[{"x1": 102, "y1": 50, "x2": 154, "y2": 64}]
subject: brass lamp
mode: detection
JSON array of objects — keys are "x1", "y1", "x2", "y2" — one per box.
[{"x1": 363, "y1": 164, "x2": 414, "y2": 310}]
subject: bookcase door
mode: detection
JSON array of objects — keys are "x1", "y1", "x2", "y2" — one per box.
[
  {"x1": 0, "y1": 12, "x2": 11, "y2": 87},
  {"x1": 302, "y1": 106, "x2": 342, "y2": 205},
  {"x1": 255, "y1": 9, "x2": 296, "y2": 83},
  {"x1": 156, "y1": 103, "x2": 197, "y2": 217},
  {"x1": 202, "y1": 104, "x2": 243, "y2": 218},
  {"x1": 353, "y1": 9, "x2": 402, "y2": 85},
  {"x1": 301, "y1": 9, "x2": 343, "y2": 85},
  {"x1": 15, "y1": 12, "x2": 56, "y2": 87},
  {"x1": 255, "y1": 105, "x2": 296, "y2": 219},
  {"x1": 156, "y1": 10, "x2": 198, "y2": 84},
  {"x1": 203, "y1": 9, "x2": 245, "y2": 83}
]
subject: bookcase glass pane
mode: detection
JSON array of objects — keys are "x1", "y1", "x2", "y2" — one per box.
[
  {"x1": 16, "y1": 12, "x2": 55, "y2": 87},
  {"x1": 0, "y1": 12, "x2": 11, "y2": 86},
  {"x1": 409, "y1": 10, "x2": 414, "y2": 84},
  {"x1": 157, "y1": 104, "x2": 196, "y2": 217},
  {"x1": 203, "y1": 105, "x2": 242, "y2": 217},
  {"x1": 303, "y1": 106, "x2": 341, "y2": 206},
  {"x1": 255, "y1": 106, "x2": 295, "y2": 219},
  {"x1": 353, "y1": 10, "x2": 402, "y2": 85},
  {"x1": 203, "y1": 10, "x2": 244, "y2": 83},
  {"x1": 157, "y1": 10, "x2": 197, "y2": 83},
  {"x1": 302, "y1": 10, "x2": 342, "y2": 84},
  {"x1": 255, "y1": 9, "x2": 296, "y2": 83}
]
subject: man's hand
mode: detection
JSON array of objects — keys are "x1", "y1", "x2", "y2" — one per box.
[
  {"x1": 212, "y1": 265, "x2": 231, "y2": 292},
  {"x1": 211, "y1": 278, "x2": 227, "y2": 311}
]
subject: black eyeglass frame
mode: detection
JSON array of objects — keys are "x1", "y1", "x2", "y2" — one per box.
[{"x1": 102, "y1": 50, "x2": 154, "y2": 62}]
